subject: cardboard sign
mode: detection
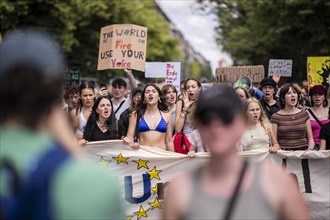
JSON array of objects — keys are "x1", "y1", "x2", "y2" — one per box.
[
  {"x1": 268, "y1": 59, "x2": 292, "y2": 77},
  {"x1": 307, "y1": 57, "x2": 330, "y2": 88},
  {"x1": 216, "y1": 65, "x2": 264, "y2": 83},
  {"x1": 64, "y1": 67, "x2": 80, "y2": 85},
  {"x1": 97, "y1": 24, "x2": 148, "y2": 72}
]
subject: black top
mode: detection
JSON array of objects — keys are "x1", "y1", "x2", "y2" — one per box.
[
  {"x1": 259, "y1": 98, "x2": 281, "y2": 120},
  {"x1": 319, "y1": 122, "x2": 330, "y2": 150},
  {"x1": 118, "y1": 109, "x2": 130, "y2": 138},
  {"x1": 89, "y1": 124, "x2": 108, "y2": 141}
]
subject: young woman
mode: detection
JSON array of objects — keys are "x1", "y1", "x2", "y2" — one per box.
[
  {"x1": 271, "y1": 83, "x2": 314, "y2": 150},
  {"x1": 79, "y1": 96, "x2": 118, "y2": 143},
  {"x1": 235, "y1": 86, "x2": 250, "y2": 103},
  {"x1": 118, "y1": 87, "x2": 143, "y2": 139},
  {"x1": 319, "y1": 108, "x2": 330, "y2": 150},
  {"x1": 123, "y1": 84, "x2": 174, "y2": 151},
  {"x1": 164, "y1": 85, "x2": 309, "y2": 219},
  {"x1": 307, "y1": 85, "x2": 329, "y2": 149},
  {"x1": 175, "y1": 78, "x2": 202, "y2": 136},
  {"x1": 161, "y1": 84, "x2": 178, "y2": 133},
  {"x1": 239, "y1": 98, "x2": 279, "y2": 152},
  {"x1": 70, "y1": 82, "x2": 95, "y2": 140}
]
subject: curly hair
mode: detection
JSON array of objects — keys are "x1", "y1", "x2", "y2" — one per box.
[{"x1": 83, "y1": 96, "x2": 118, "y2": 141}]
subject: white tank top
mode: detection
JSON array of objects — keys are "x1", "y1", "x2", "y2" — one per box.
[{"x1": 76, "y1": 111, "x2": 87, "y2": 136}]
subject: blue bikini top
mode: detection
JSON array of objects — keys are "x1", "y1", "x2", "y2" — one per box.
[{"x1": 138, "y1": 111, "x2": 167, "y2": 133}]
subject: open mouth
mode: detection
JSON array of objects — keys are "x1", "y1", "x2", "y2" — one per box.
[{"x1": 148, "y1": 97, "x2": 154, "y2": 102}]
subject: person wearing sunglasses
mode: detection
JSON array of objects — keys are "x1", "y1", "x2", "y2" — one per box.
[{"x1": 163, "y1": 85, "x2": 309, "y2": 219}]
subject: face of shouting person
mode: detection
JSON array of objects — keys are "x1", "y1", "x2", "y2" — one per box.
[
  {"x1": 185, "y1": 80, "x2": 201, "y2": 102},
  {"x1": 80, "y1": 88, "x2": 95, "y2": 108},
  {"x1": 246, "y1": 102, "x2": 261, "y2": 124},
  {"x1": 144, "y1": 85, "x2": 160, "y2": 105},
  {"x1": 284, "y1": 87, "x2": 298, "y2": 108},
  {"x1": 96, "y1": 98, "x2": 112, "y2": 121},
  {"x1": 262, "y1": 85, "x2": 275, "y2": 102},
  {"x1": 165, "y1": 87, "x2": 177, "y2": 105}
]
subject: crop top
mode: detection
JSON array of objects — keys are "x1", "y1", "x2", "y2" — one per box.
[{"x1": 138, "y1": 111, "x2": 167, "y2": 133}]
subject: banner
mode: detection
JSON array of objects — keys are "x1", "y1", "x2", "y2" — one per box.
[
  {"x1": 268, "y1": 59, "x2": 292, "y2": 77},
  {"x1": 307, "y1": 57, "x2": 330, "y2": 88},
  {"x1": 97, "y1": 24, "x2": 148, "y2": 72},
  {"x1": 85, "y1": 141, "x2": 330, "y2": 220},
  {"x1": 216, "y1": 65, "x2": 264, "y2": 83}
]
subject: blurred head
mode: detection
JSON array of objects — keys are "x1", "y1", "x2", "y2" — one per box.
[
  {"x1": 309, "y1": 85, "x2": 328, "y2": 107},
  {"x1": 235, "y1": 86, "x2": 250, "y2": 102},
  {"x1": 161, "y1": 84, "x2": 177, "y2": 106},
  {"x1": 195, "y1": 85, "x2": 245, "y2": 156},
  {"x1": 111, "y1": 78, "x2": 127, "y2": 99},
  {"x1": 79, "y1": 82, "x2": 95, "y2": 109},
  {"x1": 0, "y1": 29, "x2": 65, "y2": 128},
  {"x1": 184, "y1": 78, "x2": 202, "y2": 101},
  {"x1": 260, "y1": 78, "x2": 277, "y2": 102},
  {"x1": 131, "y1": 87, "x2": 143, "y2": 106},
  {"x1": 279, "y1": 83, "x2": 300, "y2": 109}
]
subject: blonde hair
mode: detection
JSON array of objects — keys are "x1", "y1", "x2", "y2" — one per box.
[{"x1": 243, "y1": 98, "x2": 272, "y2": 134}]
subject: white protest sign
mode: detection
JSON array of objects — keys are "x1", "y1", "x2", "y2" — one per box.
[
  {"x1": 144, "y1": 62, "x2": 167, "y2": 78},
  {"x1": 85, "y1": 141, "x2": 330, "y2": 220},
  {"x1": 164, "y1": 62, "x2": 180, "y2": 94},
  {"x1": 97, "y1": 24, "x2": 148, "y2": 72},
  {"x1": 268, "y1": 59, "x2": 293, "y2": 77}
]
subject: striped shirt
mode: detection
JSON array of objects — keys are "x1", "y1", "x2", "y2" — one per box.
[{"x1": 271, "y1": 110, "x2": 309, "y2": 150}]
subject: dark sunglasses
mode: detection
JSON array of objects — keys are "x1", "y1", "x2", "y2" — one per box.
[{"x1": 197, "y1": 109, "x2": 235, "y2": 126}]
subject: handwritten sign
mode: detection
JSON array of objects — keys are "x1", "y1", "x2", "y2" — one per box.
[
  {"x1": 268, "y1": 59, "x2": 292, "y2": 77},
  {"x1": 307, "y1": 57, "x2": 330, "y2": 88},
  {"x1": 216, "y1": 65, "x2": 264, "y2": 83},
  {"x1": 64, "y1": 67, "x2": 80, "y2": 85},
  {"x1": 97, "y1": 24, "x2": 148, "y2": 72}
]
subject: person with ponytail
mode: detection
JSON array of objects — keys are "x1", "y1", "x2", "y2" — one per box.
[{"x1": 69, "y1": 81, "x2": 95, "y2": 140}]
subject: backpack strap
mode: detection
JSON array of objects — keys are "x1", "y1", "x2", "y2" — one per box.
[
  {"x1": 114, "y1": 99, "x2": 126, "y2": 114},
  {"x1": 9, "y1": 142, "x2": 70, "y2": 220},
  {"x1": 307, "y1": 108, "x2": 323, "y2": 127}
]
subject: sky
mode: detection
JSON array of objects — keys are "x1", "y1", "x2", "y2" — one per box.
[{"x1": 155, "y1": 0, "x2": 232, "y2": 74}]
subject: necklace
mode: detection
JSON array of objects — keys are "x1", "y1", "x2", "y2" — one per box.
[
  {"x1": 313, "y1": 107, "x2": 324, "y2": 118},
  {"x1": 147, "y1": 109, "x2": 158, "y2": 118}
]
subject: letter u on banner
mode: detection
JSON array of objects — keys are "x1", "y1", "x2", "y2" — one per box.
[{"x1": 124, "y1": 174, "x2": 151, "y2": 204}]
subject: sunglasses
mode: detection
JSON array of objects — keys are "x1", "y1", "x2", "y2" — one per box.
[{"x1": 198, "y1": 109, "x2": 235, "y2": 126}]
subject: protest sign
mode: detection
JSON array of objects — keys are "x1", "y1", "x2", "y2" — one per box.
[
  {"x1": 216, "y1": 65, "x2": 264, "y2": 83},
  {"x1": 64, "y1": 67, "x2": 80, "y2": 85},
  {"x1": 145, "y1": 62, "x2": 181, "y2": 93},
  {"x1": 97, "y1": 24, "x2": 147, "y2": 72},
  {"x1": 85, "y1": 141, "x2": 330, "y2": 220},
  {"x1": 268, "y1": 59, "x2": 292, "y2": 77},
  {"x1": 201, "y1": 83, "x2": 213, "y2": 91},
  {"x1": 307, "y1": 57, "x2": 330, "y2": 88}
]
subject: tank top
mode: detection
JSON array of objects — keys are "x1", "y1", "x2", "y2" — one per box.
[
  {"x1": 310, "y1": 119, "x2": 330, "y2": 145},
  {"x1": 240, "y1": 124, "x2": 270, "y2": 151},
  {"x1": 181, "y1": 163, "x2": 279, "y2": 219},
  {"x1": 76, "y1": 111, "x2": 87, "y2": 136}
]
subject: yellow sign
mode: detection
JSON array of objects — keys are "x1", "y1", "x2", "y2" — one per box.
[{"x1": 307, "y1": 56, "x2": 330, "y2": 88}]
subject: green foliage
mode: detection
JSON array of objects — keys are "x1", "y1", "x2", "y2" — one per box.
[
  {"x1": 0, "y1": 0, "x2": 180, "y2": 81},
  {"x1": 190, "y1": 61, "x2": 202, "y2": 78},
  {"x1": 198, "y1": 0, "x2": 330, "y2": 82}
]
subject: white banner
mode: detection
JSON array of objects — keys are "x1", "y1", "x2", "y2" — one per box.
[{"x1": 85, "y1": 140, "x2": 330, "y2": 220}]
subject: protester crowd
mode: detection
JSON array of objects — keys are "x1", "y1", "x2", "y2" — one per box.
[{"x1": 2, "y1": 28, "x2": 329, "y2": 219}]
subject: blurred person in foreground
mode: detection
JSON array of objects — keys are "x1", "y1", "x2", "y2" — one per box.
[
  {"x1": 0, "y1": 29, "x2": 124, "y2": 219},
  {"x1": 163, "y1": 85, "x2": 309, "y2": 219}
]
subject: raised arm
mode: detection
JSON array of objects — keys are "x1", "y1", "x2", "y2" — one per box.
[{"x1": 124, "y1": 68, "x2": 137, "y2": 90}]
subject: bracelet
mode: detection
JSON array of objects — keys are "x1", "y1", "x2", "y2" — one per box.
[{"x1": 180, "y1": 114, "x2": 186, "y2": 118}]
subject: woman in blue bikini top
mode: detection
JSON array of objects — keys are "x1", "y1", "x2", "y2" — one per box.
[{"x1": 123, "y1": 83, "x2": 174, "y2": 151}]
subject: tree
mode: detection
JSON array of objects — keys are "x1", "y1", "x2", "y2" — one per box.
[
  {"x1": 198, "y1": 0, "x2": 330, "y2": 82},
  {"x1": 0, "y1": 0, "x2": 180, "y2": 82}
]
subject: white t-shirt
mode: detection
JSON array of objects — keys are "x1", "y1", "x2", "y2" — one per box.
[
  {"x1": 112, "y1": 97, "x2": 131, "y2": 120},
  {"x1": 188, "y1": 129, "x2": 207, "y2": 152}
]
